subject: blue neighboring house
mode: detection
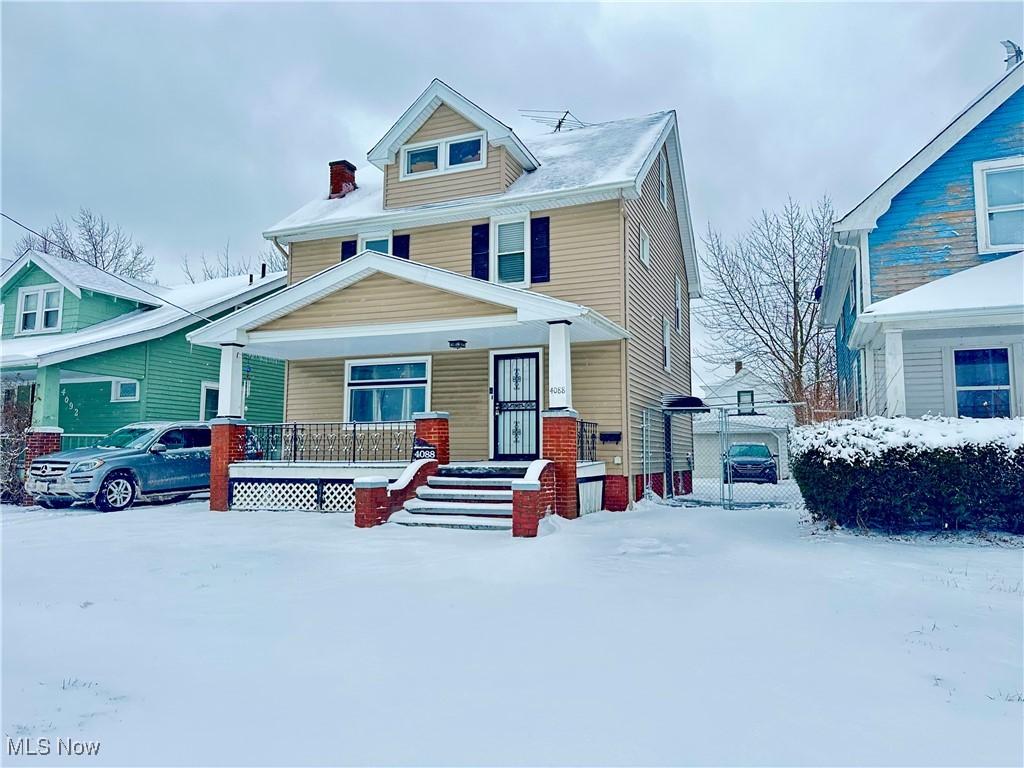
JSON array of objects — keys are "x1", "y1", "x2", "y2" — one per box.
[{"x1": 821, "y1": 56, "x2": 1024, "y2": 419}]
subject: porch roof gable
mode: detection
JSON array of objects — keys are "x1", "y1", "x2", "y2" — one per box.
[{"x1": 186, "y1": 250, "x2": 629, "y2": 348}]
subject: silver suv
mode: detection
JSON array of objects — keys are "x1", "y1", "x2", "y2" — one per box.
[{"x1": 26, "y1": 422, "x2": 212, "y2": 512}]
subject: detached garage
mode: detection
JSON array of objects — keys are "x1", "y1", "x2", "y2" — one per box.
[{"x1": 692, "y1": 415, "x2": 791, "y2": 480}]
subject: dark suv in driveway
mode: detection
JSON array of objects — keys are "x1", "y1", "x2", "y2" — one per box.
[
  {"x1": 722, "y1": 442, "x2": 779, "y2": 484},
  {"x1": 25, "y1": 422, "x2": 212, "y2": 511}
]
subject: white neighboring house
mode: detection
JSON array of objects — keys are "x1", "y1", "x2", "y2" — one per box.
[{"x1": 692, "y1": 366, "x2": 795, "y2": 480}]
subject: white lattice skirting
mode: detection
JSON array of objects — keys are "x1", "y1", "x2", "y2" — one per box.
[{"x1": 230, "y1": 479, "x2": 355, "y2": 512}]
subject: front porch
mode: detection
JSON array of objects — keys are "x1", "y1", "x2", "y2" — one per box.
[{"x1": 188, "y1": 252, "x2": 629, "y2": 533}]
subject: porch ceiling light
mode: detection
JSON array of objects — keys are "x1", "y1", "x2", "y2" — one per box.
[{"x1": 448, "y1": 339, "x2": 468, "y2": 350}]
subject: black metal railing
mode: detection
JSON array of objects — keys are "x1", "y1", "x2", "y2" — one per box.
[
  {"x1": 244, "y1": 421, "x2": 415, "y2": 463},
  {"x1": 577, "y1": 420, "x2": 599, "y2": 462}
]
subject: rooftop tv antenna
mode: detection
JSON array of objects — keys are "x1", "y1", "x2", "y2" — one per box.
[
  {"x1": 519, "y1": 108, "x2": 590, "y2": 132},
  {"x1": 1001, "y1": 40, "x2": 1023, "y2": 70}
]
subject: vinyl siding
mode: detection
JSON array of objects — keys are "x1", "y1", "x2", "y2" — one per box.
[
  {"x1": 903, "y1": 347, "x2": 946, "y2": 416},
  {"x1": 383, "y1": 104, "x2": 509, "y2": 209},
  {"x1": 868, "y1": 88, "x2": 1024, "y2": 302},
  {"x1": 256, "y1": 272, "x2": 509, "y2": 332},
  {"x1": 285, "y1": 202, "x2": 625, "y2": 324},
  {"x1": 283, "y1": 340, "x2": 626, "y2": 473},
  {"x1": 623, "y1": 144, "x2": 692, "y2": 476}
]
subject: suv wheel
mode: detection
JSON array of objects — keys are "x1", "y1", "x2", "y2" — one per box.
[{"x1": 96, "y1": 471, "x2": 137, "y2": 512}]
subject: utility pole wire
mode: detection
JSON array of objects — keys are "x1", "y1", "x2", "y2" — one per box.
[{"x1": 1, "y1": 211, "x2": 213, "y2": 323}]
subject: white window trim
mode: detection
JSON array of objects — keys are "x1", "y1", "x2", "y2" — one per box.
[
  {"x1": 662, "y1": 316, "x2": 672, "y2": 372},
  {"x1": 398, "y1": 131, "x2": 487, "y2": 181},
  {"x1": 110, "y1": 378, "x2": 140, "y2": 403},
  {"x1": 639, "y1": 225, "x2": 651, "y2": 268},
  {"x1": 950, "y1": 345, "x2": 1014, "y2": 418},
  {"x1": 674, "y1": 276, "x2": 683, "y2": 332},
  {"x1": 199, "y1": 381, "x2": 219, "y2": 420},
  {"x1": 343, "y1": 356, "x2": 432, "y2": 423},
  {"x1": 659, "y1": 151, "x2": 669, "y2": 210},
  {"x1": 973, "y1": 156, "x2": 1024, "y2": 254},
  {"x1": 490, "y1": 214, "x2": 531, "y2": 288},
  {"x1": 358, "y1": 231, "x2": 393, "y2": 255},
  {"x1": 737, "y1": 389, "x2": 755, "y2": 414},
  {"x1": 15, "y1": 283, "x2": 63, "y2": 336}
]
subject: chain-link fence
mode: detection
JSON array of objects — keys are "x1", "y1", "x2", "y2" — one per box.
[{"x1": 642, "y1": 403, "x2": 805, "y2": 509}]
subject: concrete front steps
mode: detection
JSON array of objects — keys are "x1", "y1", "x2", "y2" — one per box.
[{"x1": 392, "y1": 462, "x2": 530, "y2": 531}]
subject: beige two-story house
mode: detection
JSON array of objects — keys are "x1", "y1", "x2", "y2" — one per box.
[{"x1": 190, "y1": 80, "x2": 700, "y2": 516}]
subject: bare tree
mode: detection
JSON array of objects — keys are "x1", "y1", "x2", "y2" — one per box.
[
  {"x1": 14, "y1": 208, "x2": 153, "y2": 280},
  {"x1": 180, "y1": 240, "x2": 285, "y2": 283},
  {"x1": 697, "y1": 197, "x2": 836, "y2": 424}
]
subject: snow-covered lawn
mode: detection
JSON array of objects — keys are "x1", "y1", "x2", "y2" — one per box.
[{"x1": 3, "y1": 499, "x2": 1022, "y2": 767}]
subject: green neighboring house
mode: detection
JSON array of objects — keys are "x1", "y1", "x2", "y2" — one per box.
[{"x1": 1, "y1": 250, "x2": 286, "y2": 449}]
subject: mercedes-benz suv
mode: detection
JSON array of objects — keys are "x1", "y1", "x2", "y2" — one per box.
[{"x1": 25, "y1": 422, "x2": 212, "y2": 511}]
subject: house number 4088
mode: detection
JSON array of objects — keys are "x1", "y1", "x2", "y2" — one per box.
[{"x1": 549, "y1": 386, "x2": 566, "y2": 394}]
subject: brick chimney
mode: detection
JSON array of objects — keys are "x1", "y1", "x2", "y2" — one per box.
[
  {"x1": 329, "y1": 160, "x2": 357, "y2": 199},
  {"x1": 735, "y1": 360, "x2": 743, "y2": 374}
]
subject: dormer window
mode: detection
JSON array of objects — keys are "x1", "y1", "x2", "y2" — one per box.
[{"x1": 399, "y1": 131, "x2": 487, "y2": 180}]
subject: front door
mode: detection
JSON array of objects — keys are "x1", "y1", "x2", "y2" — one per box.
[{"x1": 492, "y1": 352, "x2": 540, "y2": 460}]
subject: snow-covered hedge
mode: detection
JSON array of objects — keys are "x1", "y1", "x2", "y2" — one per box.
[{"x1": 791, "y1": 417, "x2": 1024, "y2": 533}]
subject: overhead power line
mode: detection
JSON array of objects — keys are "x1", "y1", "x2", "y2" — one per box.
[{"x1": 1, "y1": 211, "x2": 212, "y2": 323}]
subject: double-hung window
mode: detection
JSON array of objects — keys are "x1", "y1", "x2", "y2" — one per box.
[
  {"x1": 659, "y1": 152, "x2": 669, "y2": 209},
  {"x1": 345, "y1": 358, "x2": 430, "y2": 423},
  {"x1": 492, "y1": 217, "x2": 529, "y2": 286},
  {"x1": 16, "y1": 285, "x2": 62, "y2": 335},
  {"x1": 953, "y1": 348, "x2": 1012, "y2": 418},
  {"x1": 973, "y1": 157, "x2": 1024, "y2": 253},
  {"x1": 400, "y1": 131, "x2": 486, "y2": 180},
  {"x1": 737, "y1": 390, "x2": 755, "y2": 415}
]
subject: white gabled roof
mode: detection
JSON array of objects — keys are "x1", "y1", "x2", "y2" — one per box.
[
  {"x1": 861, "y1": 251, "x2": 1024, "y2": 321},
  {"x1": 367, "y1": 79, "x2": 539, "y2": 173},
  {"x1": 835, "y1": 59, "x2": 1024, "y2": 232},
  {"x1": 187, "y1": 250, "x2": 628, "y2": 349},
  {"x1": 1, "y1": 271, "x2": 286, "y2": 369},
  {"x1": 266, "y1": 110, "x2": 702, "y2": 297},
  {"x1": 0, "y1": 250, "x2": 162, "y2": 306}
]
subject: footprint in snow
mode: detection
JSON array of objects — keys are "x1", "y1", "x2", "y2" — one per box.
[{"x1": 617, "y1": 537, "x2": 676, "y2": 556}]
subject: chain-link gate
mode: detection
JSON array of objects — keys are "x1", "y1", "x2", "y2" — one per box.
[{"x1": 642, "y1": 402, "x2": 805, "y2": 509}]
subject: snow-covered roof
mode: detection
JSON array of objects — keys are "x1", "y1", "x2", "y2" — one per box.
[
  {"x1": 1, "y1": 250, "x2": 163, "y2": 306},
  {"x1": 1, "y1": 271, "x2": 286, "y2": 369},
  {"x1": 862, "y1": 251, "x2": 1024, "y2": 320},
  {"x1": 267, "y1": 112, "x2": 673, "y2": 237}
]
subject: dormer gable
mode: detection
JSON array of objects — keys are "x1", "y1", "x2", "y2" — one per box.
[{"x1": 368, "y1": 80, "x2": 539, "y2": 209}]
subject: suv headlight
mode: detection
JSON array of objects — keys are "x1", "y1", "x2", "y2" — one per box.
[{"x1": 70, "y1": 459, "x2": 105, "y2": 473}]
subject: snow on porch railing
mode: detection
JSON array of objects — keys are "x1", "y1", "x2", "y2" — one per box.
[{"x1": 243, "y1": 421, "x2": 415, "y2": 463}]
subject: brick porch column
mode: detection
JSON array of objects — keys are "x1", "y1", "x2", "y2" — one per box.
[
  {"x1": 210, "y1": 418, "x2": 246, "y2": 512},
  {"x1": 413, "y1": 411, "x2": 450, "y2": 466},
  {"x1": 23, "y1": 427, "x2": 64, "y2": 505},
  {"x1": 354, "y1": 476, "x2": 390, "y2": 528},
  {"x1": 541, "y1": 408, "x2": 578, "y2": 519}
]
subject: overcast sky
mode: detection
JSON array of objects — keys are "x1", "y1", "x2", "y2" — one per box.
[{"x1": 3, "y1": 1, "x2": 1021, "y2": 386}]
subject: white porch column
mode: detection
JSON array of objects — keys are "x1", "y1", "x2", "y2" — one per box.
[
  {"x1": 884, "y1": 329, "x2": 906, "y2": 417},
  {"x1": 217, "y1": 343, "x2": 246, "y2": 419},
  {"x1": 547, "y1": 320, "x2": 573, "y2": 410}
]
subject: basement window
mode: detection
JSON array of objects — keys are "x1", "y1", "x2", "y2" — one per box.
[{"x1": 974, "y1": 157, "x2": 1024, "y2": 253}]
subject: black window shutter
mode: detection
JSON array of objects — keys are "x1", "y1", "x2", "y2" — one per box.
[
  {"x1": 340, "y1": 240, "x2": 357, "y2": 261},
  {"x1": 530, "y1": 217, "x2": 551, "y2": 283},
  {"x1": 392, "y1": 234, "x2": 410, "y2": 259},
  {"x1": 471, "y1": 223, "x2": 489, "y2": 280}
]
